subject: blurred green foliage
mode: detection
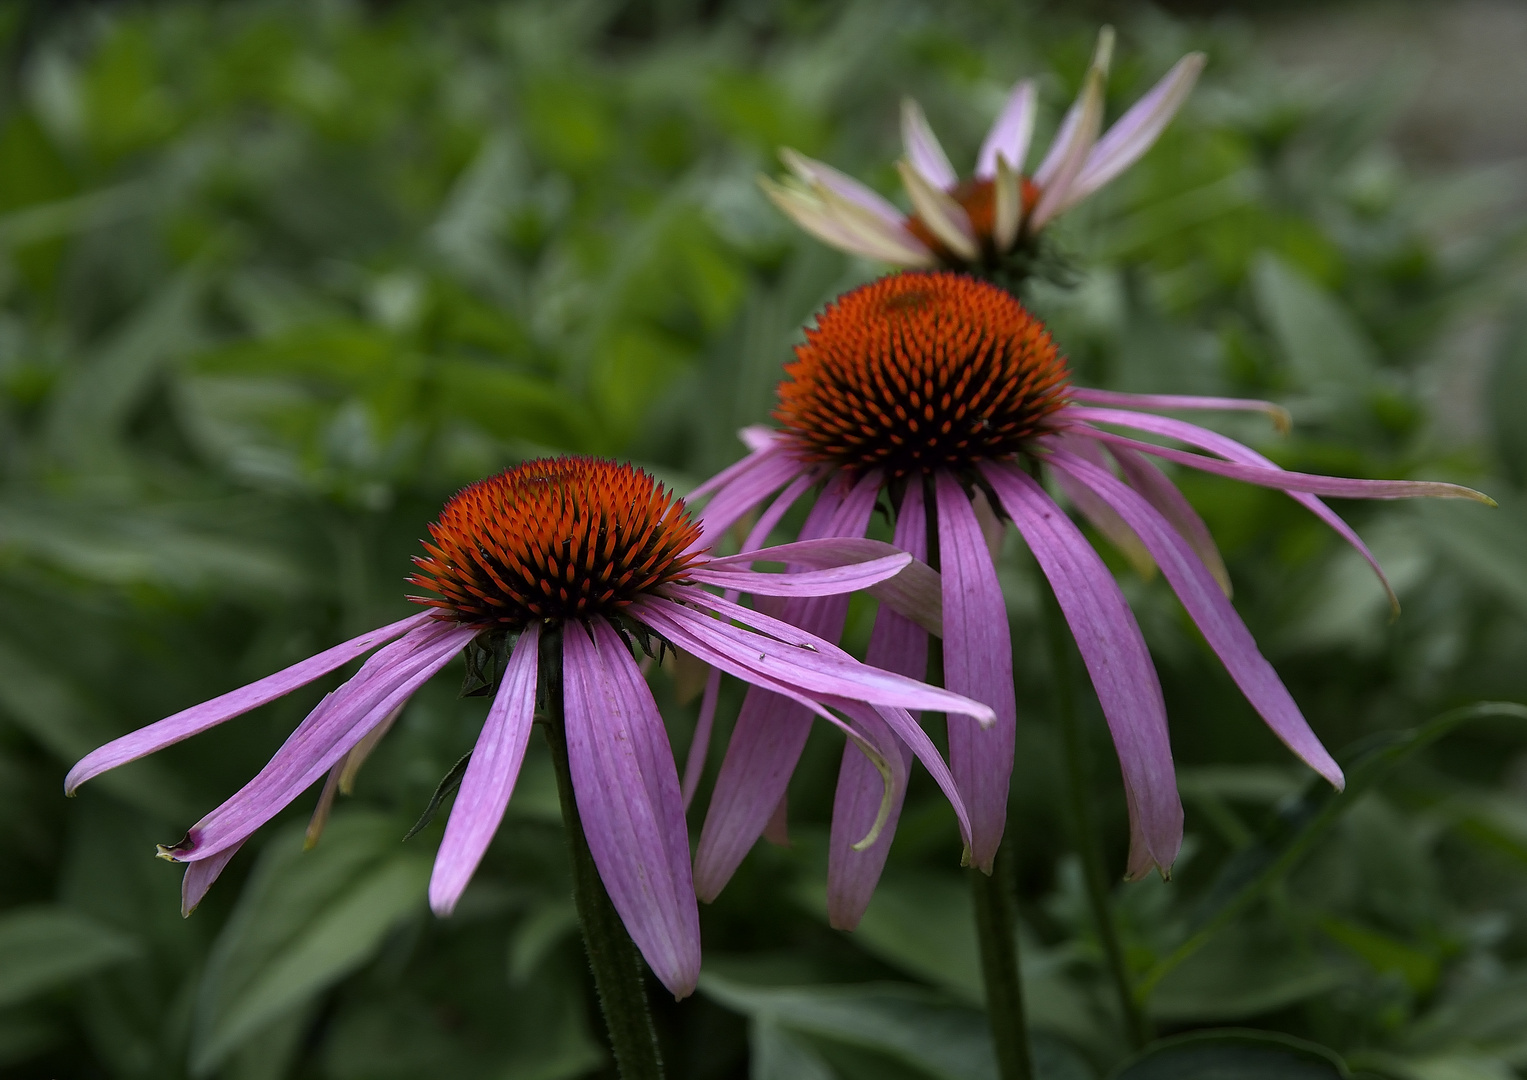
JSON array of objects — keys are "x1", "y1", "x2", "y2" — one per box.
[{"x1": 2, "y1": 1, "x2": 1527, "y2": 1078}]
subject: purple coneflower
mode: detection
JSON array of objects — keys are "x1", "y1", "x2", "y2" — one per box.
[
  {"x1": 687, "y1": 271, "x2": 1489, "y2": 924},
  {"x1": 66, "y1": 456, "x2": 993, "y2": 999},
  {"x1": 760, "y1": 29, "x2": 1204, "y2": 279}
]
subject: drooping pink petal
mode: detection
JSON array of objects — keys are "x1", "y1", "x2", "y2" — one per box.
[
  {"x1": 977, "y1": 79, "x2": 1038, "y2": 180},
  {"x1": 1068, "y1": 387, "x2": 1290, "y2": 433},
  {"x1": 1047, "y1": 436, "x2": 1155, "y2": 579},
  {"x1": 680, "y1": 666, "x2": 722, "y2": 811},
  {"x1": 687, "y1": 551, "x2": 912, "y2": 596},
  {"x1": 181, "y1": 842, "x2": 244, "y2": 916},
  {"x1": 738, "y1": 473, "x2": 817, "y2": 553},
  {"x1": 1065, "y1": 53, "x2": 1206, "y2": 208},
  {"x1": 1049, "y1": 448, "x2": 1343, "y2": 789},
  {"x1": 65, "y1": 613, "x2": 433, "y2": 795},
  {"x1": 563, "y1": 619, "x2": 700, "y2": 999},
  {"x1": 429, "y1": 625, "x2": 542, "y2": 916},
  {"x1": 935, "y1": 471, "x2": 1017, "y2": 874},
  {"x1": 901, "y1": 98, "x2": 959, "y2": 190},
  {"x1": 981, "y1": 461, "x2": 1182, "y2": 878},
  {"x1": 828, "y1": 485, "x2": 930, "y2": 929},
  {"x1": 1112, "y1": 444, "x2": 1233, "y2": 597},
  {"x1": 826, "y1": 702, "x2": 909, "y2": 929},
  {"x1": 683, "y1": 476, "x2": 877, "y2": 900},
  {"x1": 694, "y1": 447, "x2": 813, "y2": 548},
  {"x1": 167, "y1": 621, "x2": 478, "y2": 864},
  {"x1": 780, "y1": 148, "x2": 908, "y2": 228}
]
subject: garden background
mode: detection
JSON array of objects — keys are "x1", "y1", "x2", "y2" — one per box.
[{"x1": 3, "y1": 1, "x2": 1527, "y2": 1077}]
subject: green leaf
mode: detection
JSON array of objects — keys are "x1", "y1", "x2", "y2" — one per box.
[
  {"x1": 190, "y1": 812, "x2": 431, "y2": 1074},
  {"x1": 751, "y1": 1018, "x2": 836, "y2": 1080},
  {"x1": 1487, "y1": 306, "x2": 1527, "y2": 486},
  {"x1": 1138, "y1": 703, "x2": 1527, "y2": 997},
  {"x1": 1252, "y1": 252, "x2": 1375, "y2": 390},
  {"x1": 1113, "y1": 1029, "x2": 1350, "y2": 1079},
  {"x1": 0, "y1": 906, "x2": 140, "y2": 1008},
  {"x1": 1149, "y1": 920, "x2": 1352, "y2": 1022}
]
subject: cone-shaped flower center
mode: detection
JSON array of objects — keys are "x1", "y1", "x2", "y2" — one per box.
[
  {"x1": 775, "y1": 271, "x2": 1070, "y2": 477},
  {"x1": 410, "y1": 457, "x2": 703, "y2": 627},
  {"x1": 904, "y1": 177, "x2": 1040, "y2": 260}
]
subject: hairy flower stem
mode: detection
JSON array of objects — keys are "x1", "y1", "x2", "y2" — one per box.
[
  {"x1": 1037, "y1": 579, "x2": 1152, "y2": 1049},
  {"x1": 969, "y1": 850, "x2": 1035, "y2": 1080},
  {"x1": 541, "y1": 654, "x2": 666, "y2": 1080}
]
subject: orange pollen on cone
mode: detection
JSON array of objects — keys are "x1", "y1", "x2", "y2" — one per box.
[
  {"x1": 774, "y1": 271, "x2": 1071, "y2": 477},
  {"x1": 905, "y1": 176, "x2": 1041, "y2": 259},
  {"x1": 408, "y1": 457, "x2": 703, "y2": 627}
]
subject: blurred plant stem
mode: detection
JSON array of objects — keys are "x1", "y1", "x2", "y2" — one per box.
[
  {"x1": 970, "y1": 848, "x2": 1035, "y2": 1080},
  {"x1": 541, "y1": 643, "x2": 667, "y2": 1080},
  {"x1": 1038, "y1": 573, "x2": 1153, "y2": 1050}
]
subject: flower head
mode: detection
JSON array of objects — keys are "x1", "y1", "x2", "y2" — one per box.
[
  {"x1": 761, "y1": 30, "x2": 1205, "y2": 284},
  {"x1": 691, "y1": 271, "x2": 1490, "y2": 916},
  {"x1": 65, "y1": 456, "x2": 993, "y2": 998}
]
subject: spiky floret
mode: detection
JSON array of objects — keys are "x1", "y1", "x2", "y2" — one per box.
[
  {"x1": 409, "y1": 457, "x2": 703, "y2": 627},
  {"x1": 775, "y1": 271, "x2": 1071, "y2": 477}
]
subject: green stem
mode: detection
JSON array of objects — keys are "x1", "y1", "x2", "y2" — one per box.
[
  {"x1": 541, "y1": 653, "x2": 666, "y2": 1080},
  {"x1": 1038, "y1": 579, "x2": 1153, "y2": 1049},
  {"x1": 970, "y1": 850, "x2": 1035, "y2": 1080}
]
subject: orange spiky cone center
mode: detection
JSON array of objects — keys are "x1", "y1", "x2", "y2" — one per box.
[
  {"x1": 775, "y1": 271, "x2": 1070, "y2": 477},
  {"x1": 409, "y1": 457, "x2": 703, "y2": 627}
]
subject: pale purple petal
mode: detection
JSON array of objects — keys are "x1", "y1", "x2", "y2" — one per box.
[
  {"x1": 181, "y1": 843, "x2": 243, "y2": 916},
  {"x1": 66, "y1": 613, "x2": 433, "y2": 794},
  {"x1": 695, "y1": 448, "x2": 812, "y2": 548},
  {"x1": 1068, "y1": 387, "x2": 1291, "y2": 433},
  {"x1": 1112, "y1": 445, "x2": 1233, "y2": 597},
  {"x1": 827, "y1": 703, "x2": 909, "y2": 930},
  {"x1": 781, "y1": 148, "x2": 907, "y2": 227},
  {"x1": 563, "y1": 619, "x2": 700, "y2": 999},
  {"x1": 935, "y1": 471, "x2": 1017, "y2": 874},
  {"x1": 739, "y1": 425, "x2": 786, "y2": 454},
  {"x1": 1066, "y1": 53, "x2": 1206, "y2": 207},
  {"x1": 901, "y1": 98, "x2": 959, "y2": 190},
  {"x1": 897, "y1": 159, "x2": 978, "y2": 260},
  {"x1": 680, "y1": 666, "x2": 722, "y2": 810},
  {"x1": 977, "y1": 79, "x2": 1038, "y2": 179},
  {"x1": 167, "y1": 621, "x2": 477, "y2": 864},
  {"x1": 981, "y1": 461, "x2": 1182, "y2": 878},
  {"x1": 1049, "y1": 448, "x2": 1342, "y2": 789},
  {"x1": 759, "y1": 176, "x2": 935, "y2": 265},
  {"x1": 827, "y1": 484, "x2": 931, "y2": 928},
  {"x1": 687, "y1": 552, "x2": 911, "y2": 596},
  {"x1": 429, "y1": 624, "x2": 541, "y2": 916}
]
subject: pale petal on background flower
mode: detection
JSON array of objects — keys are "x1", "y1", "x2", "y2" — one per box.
[
  {"x1": 977, "y1": 79, "x2": 1038, "y2": 180},
  {"x1": 1049, "y1": 449, "x2": 1344, "y2": 789},
  {"x1": 429, "y1": 624, "x2": 541, "y2": 916},
  {"x1": 993, "y1": 154, "x2": 1023, "y2": 253},
  {"x1": 563, "y1": 619, "x2": 700, "y2": 999},
  {"x1": 814, "y1": 180, "x2": 939, "y2": 265},
  {"x1": 828, "y1": 481, "x2": 930, "y2": 930},
  {"x1": 982, "y1": 461, "x2": 1182, "y2": 878},
  {"x1": 1112, "y1": 444, "x2": 1232, "y2": 597},
  {"x1": 935, "y1": 471, "x2": 1018, "y2": 874},
  {"x1": 166, "y1": 621, "x2": 477, "y2": 865},
  {"x1": 897, "y1": 160, "x2": 979, "y2": 260},
  {"x1": 1064, "y1": 52, "x2": 1206, "y2": 210},
  {"x1": 780, "y1": 147, "x2": 906, "y2": 226},
  {"x1": 1069, "y1": 387, "x2": 1291, "y2": 434},
  {"x1": 759, "y1": 176, "x2": 930, "y2": 266},
  {"x1": 180, "y1": 843, "x2": 244, "y2": 917},
  {"x1": 900, "y1": 97, "x2": 959, "y2": 190},
  {"x1": 1030, "y1": 28, "x2": 1113, "y2": 230},
  {"x1": 65, "y1": 612, "x2": 432, "y2": 794}
]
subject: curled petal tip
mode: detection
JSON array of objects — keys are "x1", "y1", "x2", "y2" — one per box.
[
  {"x1": 1093, "y1": 25, "x2": 1117, "y2": 73},
  {"x1": 1270, "y1": 405, "x2": 1293, "y2": 434}
]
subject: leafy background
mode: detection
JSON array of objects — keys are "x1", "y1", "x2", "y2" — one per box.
[{"x1": 2, "y1": 1, "x2": 1526, "y2": 1078}]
